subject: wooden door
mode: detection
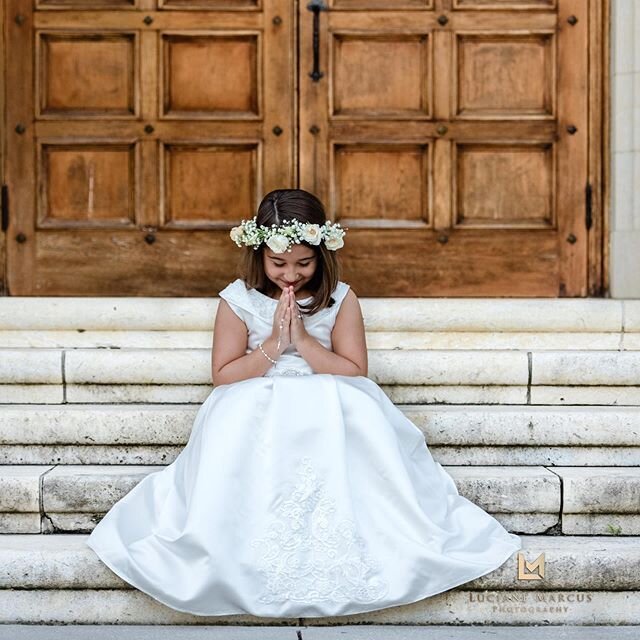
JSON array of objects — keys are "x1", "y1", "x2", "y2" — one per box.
[
  {"x1": 5, "y1": 0, "x2": 294, "y2": 295},
  {"x1": 3, "y1": 0, "x2": 604, "y2": 297},
  {"x1": 299, "y1": 0, "x2": 594, "y2": 296}
]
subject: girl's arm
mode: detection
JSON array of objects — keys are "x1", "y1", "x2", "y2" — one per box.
[
  {"x1": 295, "y1": 289, "x2": 368, "y2": 376},
  {"x1": 211, "y1": 300, "x2": 284, "y2": 386}
]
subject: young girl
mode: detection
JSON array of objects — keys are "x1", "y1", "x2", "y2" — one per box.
[{"x1": 86, "y1": 188, "x2": 522, "y2": 619}]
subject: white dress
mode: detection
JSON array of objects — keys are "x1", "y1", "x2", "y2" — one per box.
[{"x1": 86, "y1": 278, "x2": 522, "y2": 618}]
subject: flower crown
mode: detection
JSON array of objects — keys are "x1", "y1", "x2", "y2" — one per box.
[{"x1": 229, "y1": 217, "x2": 347, "y2": 254}]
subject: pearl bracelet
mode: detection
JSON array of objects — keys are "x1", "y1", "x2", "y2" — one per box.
[{"x1": 258, "y1": 342, "x2": 278, "y2": 365}]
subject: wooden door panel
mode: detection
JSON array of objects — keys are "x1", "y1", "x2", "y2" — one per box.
[
  {"x1": 332, "y1": 0, "x2": 434, "y2": 9},
  {"x1": 162, "y1": 143, "x2": 259, "y2": 225},
  {"x1": 454, "y1": 1, "x2": 556, "y2": 9},
  {"x1": 455, "y1": 32, "x2": 555, "y2": 118},
  {"x1": 35, "y1": 230, "x2": 235, "y2": 295},
  {"x1": 160, "y1": 0, "x2": 259, "y2": 8},
  {"x1": 35, "y1": 0, "x2": 137, "y2": 8},
  {"x1": 37, "y1": 32, "x2": 138, "y2": 118},
  {"x1": 161, "y1": 33, "x2": 260, "y2": 117},
  {"x1": 331, "y1": 35, "x2": 432, "y2": 118},
  {"x1": 455, "y1": 143, "x2": 554, "y2": 228},
  {"x1": 300, "y1": 0, "x2": 589, "y2": 296},
  {"x1": 333, "y1": 144, "x2": 431, "y2": 225},
  {"x1": 38, "y1": 142, "x2": 138, "y2": 226},
  {"x1": 6, "y1": 0, "x2": 293, "y2": 295},
  {"x1": 343, "y1": 230, "x2": 559, "y2": 296}
]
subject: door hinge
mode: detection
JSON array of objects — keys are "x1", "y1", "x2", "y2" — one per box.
[
  {"x1": 585, "y1": 182, "x2": 593, "y2": 231},
  {"x1": 1, "y1": 185, "x2": 8, "y2": 232}
]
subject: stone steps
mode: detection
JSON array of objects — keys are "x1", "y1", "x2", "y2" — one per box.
[
  {"x1": 1, "y1": 404, "x2": 639, "y2": 466},
  {"x1": 3, "y1": 626, "x2": 640, "y2": 640},
  {"x1": 1, "y1": 329, "x2": 635, "y2": 351},
  {"x1": 1, "y1": 297, "x2": 635, "y2": 332},
  {"x1": 2, "y1": 348, "x2": 640, "y2": 405},
  {"x1": 2, "y1": 297, "x2": 639, "y2": 405},
  {"x1": 4, "y1": 589, "x2": 638, "y2": 626},
  {"x1": 0, "y1": 534, "x2": 637, "y2": 625},
  {"x1": 1, "y1": 463, "x2": 638, "y2": 536},
  {"x1": 0, "y1": 297, "x2": 638, "y2": 353},
  {"x1": 1, "y1": 297, "x2": 639, "y2": 626}
]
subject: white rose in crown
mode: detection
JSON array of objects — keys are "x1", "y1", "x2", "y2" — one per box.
[
  {"x1": 301, "y1": 223, "x2": 322, "y2": 245},
  {"x1": 229, "y1": 226, "x2": 244, "y2": 243},
  {"x1": 266, "y1": 233, "x2": 290, "y2": 253},
  {"x1": 324, "y1": 234, "x2": 344, "y2": 250}
]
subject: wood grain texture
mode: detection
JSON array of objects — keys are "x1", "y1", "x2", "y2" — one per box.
[
  {"x1": 300, "y1": 0, "x2": 598, "y2": 296},
  {"x1": 2, "y1": 0, "x2": 607, "y2": 297},
  {"x1": 339, "y1": 228, "x2": 560, "y2": 297},
  {"x1": 6, "y1": 0, "x2": 36, "y2": 294},
  {"x1": 5, "y1": 0, "x2": 293, "y2": 295},
  {"x1": 556, "y1": 0, "x2": 588, "y2": 296}
]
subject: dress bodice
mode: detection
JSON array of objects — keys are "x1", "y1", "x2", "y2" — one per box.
[{"x1": 218, "y1": 278, "x2": 351, "y2": 376}]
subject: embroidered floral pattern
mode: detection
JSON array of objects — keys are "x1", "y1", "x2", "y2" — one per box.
[
  {"x1": 245, "y1": 287, "x2": 280, "y2": 322},
  {"x1": 264, "y1": 368, "x2": 310, "y2": 377},
  {"x1": 250, "y1": 457, "x2": 389, "y2": 605}
]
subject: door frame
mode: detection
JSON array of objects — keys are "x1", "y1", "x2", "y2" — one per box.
[
  {"x1": 1, "y1": 2, "x2": 6, "y2": 296},
  {"x1": 588, "y1": 0, "x2": 610, "y2": 296}
]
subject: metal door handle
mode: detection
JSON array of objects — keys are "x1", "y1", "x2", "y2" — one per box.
[{"x1": 307, "y1": 0, "x2": 327, "y2": 82}]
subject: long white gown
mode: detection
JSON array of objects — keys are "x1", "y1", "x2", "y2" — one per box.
[{"x1": 86, "y1": 278, "x2": 522, "y2": 618}]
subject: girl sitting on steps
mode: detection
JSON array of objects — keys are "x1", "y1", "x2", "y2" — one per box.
[{"x1": 86, "y1": 187, "x2": 522, "y2": 618}]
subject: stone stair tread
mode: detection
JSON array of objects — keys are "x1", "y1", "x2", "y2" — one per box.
[
  {"x1": 1, "y1": 297, "x2": 636, "y2": 333},
  {"x1": 2, "y1": 348, "x2": 639, "y2": 387},
  {"x1": 0, "y1": 329, "x2": 632, "y2": 351},
  {"x1": 3, "y1": 589, "x2": 637, "y2": 626},
  {"x1": 2, "y1": 404, "x2": 639, "y2": 446},
  {"x1": 1, "y1": 533, "x2": 639, "y2": 591},
  {"x1": 1, "y1": 625, "x2": 639, "y2": 640},
  {"x1": 2, "y1": 464, "x2": 640, "y2": 535},
  {"x1": 0, "y1": 463, "x2": 562, "y2": 515}
]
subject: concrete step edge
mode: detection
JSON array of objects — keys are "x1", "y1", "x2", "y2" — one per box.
[
  {"x1": 2, "y1": 465, "x2": 639, "y2": 536},
  {"x1": 2, "y1": 624, "x2": 640, "y2": 640},
  {"x1": 1, "y1": 330, "x2": 637, "y2": 351},
  {"x1": 2, "y1": 404, "x2": 639, "y2": 447},
  {"x1": 1, "y1": 534, "x2": 638, "y2": 592},
  {"x1": 1, "y1": 297, "x2": 638, "y2": 333},
  {"x1": 2, "y1": 349, "x2": 640, "y2": 386}
]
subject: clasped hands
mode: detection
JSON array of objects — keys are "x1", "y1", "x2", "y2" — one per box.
[{"x1": 268, "y1": 285, "x2": 310, "y2": 356}]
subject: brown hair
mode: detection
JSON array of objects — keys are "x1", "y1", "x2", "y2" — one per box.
[{"x1": 237, "y1": 189, "x2": 341, "y2": 315}]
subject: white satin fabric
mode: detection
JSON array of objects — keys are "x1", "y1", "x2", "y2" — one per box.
[{"x1": 86, "y1": 278, "x2": 522, "y2": 618}]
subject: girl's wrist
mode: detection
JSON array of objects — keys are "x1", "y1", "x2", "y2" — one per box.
[
  {"x1": 264, "y1": 335, "x2": 283, "y2": 358},
  {"x1": 258, "y1": 341, "x2": 278, "y2": 365}
]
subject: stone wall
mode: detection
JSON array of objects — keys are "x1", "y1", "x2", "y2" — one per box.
[{"x1": 610, "y1": 0, "x2": 640, "y2": 298}]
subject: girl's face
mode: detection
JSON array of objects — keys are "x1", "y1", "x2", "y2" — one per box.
[{"x1": 263, "y1": 244, "x2": 318, "y2": 292}]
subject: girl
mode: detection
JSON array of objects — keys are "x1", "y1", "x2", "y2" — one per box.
[{"x1": 86, "y1": 188, "x2": 522, "y2": 619}]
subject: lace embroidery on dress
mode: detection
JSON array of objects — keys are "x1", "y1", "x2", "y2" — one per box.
[
  {"x1": 246, "y1": 287, "x2": 280, "y2": 322},
  {"x1": 250, "y1": 456, "x2": 389, "y2": 605},
  {"x1": 264, "y1": 368, "x2": 310, "y2": 377}
]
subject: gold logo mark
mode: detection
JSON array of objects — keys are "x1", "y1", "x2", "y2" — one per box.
[{"x1": 517, "y1": 552, "x2": 545, "y2": 580}]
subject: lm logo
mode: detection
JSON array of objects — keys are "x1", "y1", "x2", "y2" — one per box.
[{"x1": 517, "y1": 552, "x2": 545, "y2": 580}]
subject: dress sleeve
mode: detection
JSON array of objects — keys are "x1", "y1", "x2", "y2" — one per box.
[
  {"x1": 218, "y1": 279, "x2": 253, "y2": 325},
  {"x1": 330, "y1": 281, "x2": 351, "y2": 315}
]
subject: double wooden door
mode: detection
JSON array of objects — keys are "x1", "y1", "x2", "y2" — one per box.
[{"x1": 3, "y1": 0, "x2": 604, "y2": 296}]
